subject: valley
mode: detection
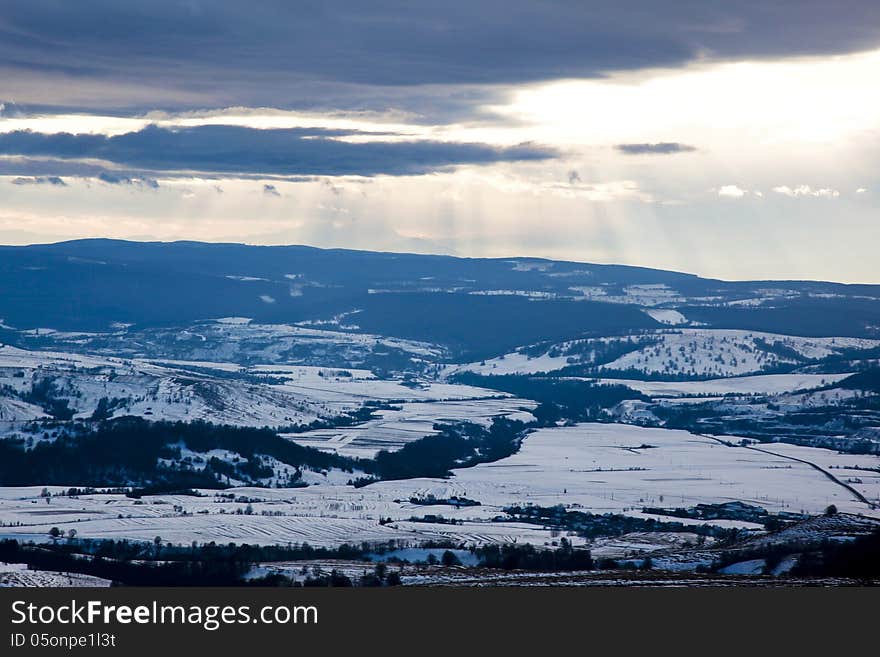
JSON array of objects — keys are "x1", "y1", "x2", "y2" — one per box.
[{"x1": 1, "y1": 240, "x2": 878, "y2": 586}]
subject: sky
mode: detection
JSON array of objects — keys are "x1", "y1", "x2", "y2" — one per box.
[{"x1": 1, "y1": 1, "x2": 879, "y2": 283}]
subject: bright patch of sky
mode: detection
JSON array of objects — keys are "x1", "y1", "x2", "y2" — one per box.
[{"x1": 1, "y1": 30, "x2": 878, "y2": 282}]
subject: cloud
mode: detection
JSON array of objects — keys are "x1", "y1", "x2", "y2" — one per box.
[
  {"x1": 97, "y1": 172, "x2": 159, "y2": 188},
  {"x1": 717, "y1": 184, "x2": 748, "y2": 198},
  {"x1": 615, "y1": 142, "x2": 697, "y2": 155},
  {"x1": 10, "y1": 175, "x2": 66, "y2": 186},
  {"x1": 3, "y1": 2, "x2": 880, "y2": 114},
  {"x1": 0, "y1": 102, "x2": 24, "y2": 117},
  {"x1": 263, "y1": 184, "x2": 280, "y2": 197},
  {"x1": 772, "y1": 185, "x2": 840, "y2": 198},
  {"x1": 0, "y1": 125, "x2": 557, "y2": 177}
]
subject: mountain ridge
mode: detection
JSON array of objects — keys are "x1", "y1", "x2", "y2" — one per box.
[{"x1": 1, "y1": 240, "x2": 879, "y2": 357}]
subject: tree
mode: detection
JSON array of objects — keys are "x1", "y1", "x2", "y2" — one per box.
[
  {"x1": 48, "y1": 527, "x2": 62, "y2": 540},
  {"x1": 825, "y1": 504, "x2": 838, "y2": 516},
  {"x1": 441, "y1": 550, "x2": 461, "y2": 566}
]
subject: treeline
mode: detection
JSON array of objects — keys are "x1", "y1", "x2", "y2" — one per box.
[
  {"x1": 0, "y1": 539, "x2": 250, "y2": 586},
  {"x1": 353, "y1": 417, "x2": 529, "y2": 485},
  {"x1": 276, "y1": 403, "x2": 387, "y2": 434},
  {"x1": 505, "y1": 505, "x2": 738, "y2": 541},
  {"x1": 0, "y1": 418, "x2": 361, "y2": 489},
  {"x1": 475, "y1": 540, "x2": 594, "y2": 571},
  {"x1": 0, "y1": 415, "x2": 535, "y2": 489},
  {"x1": 704, "y1": 528, "x2": 880, "y2": 582},
  {"x1": 653, "y1": 401, "x2": 880, "y2": 455},
  {"x1": 0, "y1": 538, "x2": 402, "y2": 587},
  {"x1": 838, "y1": 368, "x2": 880, "y2": 393},
  {"x1": 790, "y1": 530, "x2": 880, "y2": 581},
  {"x1": 449, "y1": 373, "x2": 647, "y2": 423},
  {"x1": 40, "y1": 536, "x2": 371, "y2": 564}
]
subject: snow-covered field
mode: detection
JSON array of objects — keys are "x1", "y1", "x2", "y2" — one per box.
[
  {"x1": 2, "y1": 424, "x2": 875, "y2": 548},
  {"x1": 0, "y1": 562, "x2": 111, "y2": 587},
  {"x1": 750, "y1": 442, "x2": 880, "y2": 506},
  {"x1": 287, "y1": 398, "x2": 536, "y2": 458},
  {"x1": 413, "y1": 424, "x2": 876, "y2": 517}
]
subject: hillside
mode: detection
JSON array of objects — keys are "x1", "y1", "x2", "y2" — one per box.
[{"x1": 1, "y1": 240, "x2": 878, "y2": 362}]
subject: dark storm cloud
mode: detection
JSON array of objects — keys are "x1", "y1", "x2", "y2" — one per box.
[
  {"x1": 615, "y1": 143, "x2": 698, "y2": 155},
  {"x1": 2, "y1": 1, "x2": 880, "y2": 114},
  {"x1": 0, "y1": 125, "x2": 556, "y2": 177}
]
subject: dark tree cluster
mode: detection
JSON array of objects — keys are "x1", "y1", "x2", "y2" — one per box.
[
  {"x1": 450, "y1": 373, "x2": 647, "y2": 423},
  {"x1": 475, "y1": 540, "x2": 593, "y2": 571}
]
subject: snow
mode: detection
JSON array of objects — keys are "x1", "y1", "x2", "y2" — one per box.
[
  {"x1": 571, "y1": 283, "x2": 686, "y2": 306},
  {"x1": 591, "y1": 373, "x2": 850, "y2": 397},
  {"x1": 774, "y1": 387, "x2": 866, "y2": 408},
  {"x1": 215, "y1": 317, "x2": 252, "y2": 325},
  {"x1": 425, "y1": 424, "x2": 877, "y2": 519},
  {"x1": 0, "y1": 398, "x2": 47, "y2": 422},
  {"x1": 15, "y1": 318, "x2": 445, "y2": 364},
  {"x1": 754, "y1": 443, "x2": 880, "y2": 507},
  {"x1": 510, "y1": 260, "x2": 552, "y2": 272},
  {"x1": 719, "y1": 559, "x2": 766, "y2": 575},
  {"x1": 449, "y1": 329, "x2": 879, "y2": 379},
  {"x1": 588, "y1": 532, "x2": 712, "y2": 559},
  {"x1": 468, "y1": 290, "x2": 558, "y2": 299},
  {"x1": 0, "y1": 562, "x2": 111, "y2": 587},
  {"x1": 0, "y1": 345, "x2": 510, "y2": 433},
  {"x1": 288, "y1": 398, "x2": 536, "y2": 458},
  {"x1": 446, "y1": 351, "x2": 573, "y2": 376},
  {"x1": 2, "y1": 424, "x2": 875, "y2": 548},
  {"x1": 644, "y1": 309, "x2": 688, "y2": 325},
  {"x1": 598, "y1": 330, "x2": 879, "y2": 378},
  {"x1": 740, "y1": 513, "x2": 880, "y2": 551}
]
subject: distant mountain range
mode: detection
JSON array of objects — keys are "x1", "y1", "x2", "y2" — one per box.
[{"x1": 1, "y1": 240, "x2": 878, "y2": 360}]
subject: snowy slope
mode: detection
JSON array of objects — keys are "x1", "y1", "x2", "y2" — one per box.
[
  {"x1": 451, "y1": 330, "x2": 880, "y2": 379},
  {"x1": 0, "y1": 345, "x2": 508, "y2": 432},
  {"x1": 14, "y1": 318, "x2": 444, "y2": 369}
]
